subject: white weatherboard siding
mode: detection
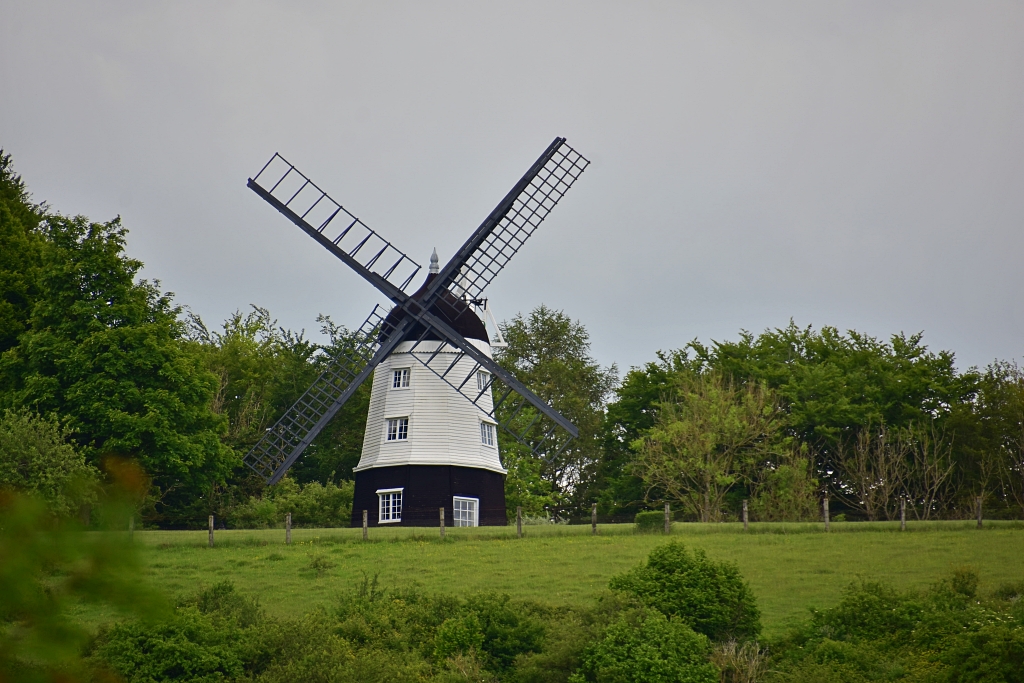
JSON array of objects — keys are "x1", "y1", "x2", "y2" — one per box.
[{"x1": 355, "y1": 339, "x2": 505, "y2": 473}]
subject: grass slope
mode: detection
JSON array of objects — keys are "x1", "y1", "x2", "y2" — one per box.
[{"x1": 80, "y1": 521, "x2": 1024, "y2": 639}]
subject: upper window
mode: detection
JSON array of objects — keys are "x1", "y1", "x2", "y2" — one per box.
[
  {"x1": 476, "y1": 370, "x2": 490, "y2": 391},
  {"x1": 392, "y1": 368, "x2": 410, "y2": 389},
  {"x1": 387, "y1": 417, "x2": 409, "y2": 441},
  {"x1": 453, "y1": 497, "x2": 478, "y2": 527},
  {"x1": 480, "y1": 422, "x2": 495, "y2": 447},
  {"x1": 378, "y1": 488, "x2": 403, "y2": 523}
]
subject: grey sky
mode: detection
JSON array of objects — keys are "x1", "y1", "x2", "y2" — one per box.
[{"x1": 2, "y1": 2, "x2": 1022, "y2": 374}]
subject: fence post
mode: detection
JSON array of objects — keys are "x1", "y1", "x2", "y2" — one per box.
[
  {"x1": 440, "y1": 507, "x2": 445, "y2": 538},
  {"x1": 516, "y1": 506, "x2": 523, "y2": 539},
  {"x1": 286, "y1": 512, "x2": 292, "y2": 545},
  {"x1": 591, "y1": 503, "x2": 598, "y2": 535},
  {"x1": 208, "y1": 515, "x2": 214, "y2": 548},
  {"x1": 362, "y1": 509, "x2": 368, "y2": 541},
  {"x1": 823, "y1": 496, "x2": 830, "y2": 532},
  {"x1": 129, "y1": 516, "x2": 134, "y2": 541},
  {"x1": 976, "y1": 496, "x2": 983, "y2": 529},
  {"x1": 900, "y1": 498, "x2": 906, "y2": 531},
  {"x1": 742, "y1": 500, "x2": 749, "y2": 531},
  {"x1": 664, "y1": 502, "x2": 671, "y2": 534}
]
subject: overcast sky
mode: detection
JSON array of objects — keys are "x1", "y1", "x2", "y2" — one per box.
[{"x1": 2, "y1": 2, "x2": 1022, "y2": 375}]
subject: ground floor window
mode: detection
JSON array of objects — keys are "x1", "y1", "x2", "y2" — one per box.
[
  {"x1": 453, "y1": 496, "x2": 478, "y2": 527},
  {"x1": 377, "y1": 488, "x2": 403, "y2": 523}
]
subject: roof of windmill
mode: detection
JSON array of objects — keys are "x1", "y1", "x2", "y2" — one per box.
[{"x1": 380, "y1": 271, "x2": 489, "y2": 344}]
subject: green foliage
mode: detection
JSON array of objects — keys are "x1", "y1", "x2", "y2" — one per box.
[
  {"x1": 748, "y1": 451, "x2": 820, "y2": 522},
  {"x1": 495, "y1": 305, "x2": 618, "y2": 516},
  {"x1": 0, "y1": 491, "x2": 166, "y2": 682},
  {"x1": 631, "y1": 372, "x2": 780, "y2": 522},
  {"x1": 609, "y1": 542, "x2": 761, "y2": 642},
  {"x1": 0, "y1": 408, "x2": 99, "y2": 517},
  {"x1": 568, "y1": 611, "x2": 718, "y2": 683},
  {"x1": 766, "y1": 570, "x2": 1024, "y2": 682},
  {"x1": 0, "y1": 151, "x2": 45, "y2": 358},
  {"x1": 226, "y1": 477, "x2": 354, "y2": 528},
  {"x1": 0, "y1": 210, "x2": 234, "y2": 511},
  {"x1": 634, "y1": 510, "x2": 666, "y2": 533}
]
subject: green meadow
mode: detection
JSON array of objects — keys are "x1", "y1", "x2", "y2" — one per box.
[{"x1": 78, "y1": 521, "x2": 1024, "y2": 639}]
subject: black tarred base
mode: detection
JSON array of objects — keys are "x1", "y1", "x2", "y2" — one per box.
[{"x1": 351, "y1": 464, "x2": 507, "y2": 527}]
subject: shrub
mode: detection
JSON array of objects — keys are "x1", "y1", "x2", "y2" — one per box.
[
  {"x1": 634, "y1": 510, "x2": 667, "y2": 533},
  {"x1": 568, "y1": 611, "x2": 718, "y2": 683},
  {"x1": 0, "y1": 409, "x2": 99, "y2": 517},
  {"x1": 609, "y1": 542, "x2": 761, "y2": 642},
  {"x1": 226, "y1": 477, "x2": 354, "y2": 529}
]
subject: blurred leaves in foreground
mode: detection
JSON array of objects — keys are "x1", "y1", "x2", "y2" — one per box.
[{"x1": 0, "y1": 459, "x2": 167, "y2": 683}]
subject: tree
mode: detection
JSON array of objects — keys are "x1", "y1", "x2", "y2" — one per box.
[
  {"x1": 0, "y1": 409, "x2": 99, "y2": 518},
  {"x1": 0, "y1": 212, "x2": 234, "y2": 521},
  {"x1": 597, "y1": 350, "x2": 694, "y2": 517},
  {"x1": 631, "y1": 372, "x2": 779, "y2": 522},
  {"x1": 493, "y1": 305, "x2": 617, "y2": 516},
  {"x1": 0, "y1": 151, "x2": 45, "y2": 357}
]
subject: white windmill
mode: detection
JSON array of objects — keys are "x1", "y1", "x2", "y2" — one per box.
[{"x1": 243, "y1": 138, "x2": 588, "y2": 526}]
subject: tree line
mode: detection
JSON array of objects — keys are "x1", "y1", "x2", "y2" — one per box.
[{"x1": 2, "y1": 151, "x2": 1022, "y2": 527}]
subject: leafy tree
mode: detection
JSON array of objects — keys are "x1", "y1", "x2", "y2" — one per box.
[
  {"x1": 631, "y1": 372, "x2": 780, "y2": 522},
  {"x1": 0, "y1": 211, "x2": 234, "y2": 519},
  {"x1": 597, "y1": 351, "x2": 690, "y2": 517},
  {"x1": 0, "y1": 408, "x2": 99, "y2": 517},
  {"x1": 0, "y1": 151, "x2": 45, "y2": 358},
  {"x1": 609, "y1": 542, "x2": 761, "y2": 642},
  {"x1": 494, "y1": 305, "x2": 617, "y2": 516}
]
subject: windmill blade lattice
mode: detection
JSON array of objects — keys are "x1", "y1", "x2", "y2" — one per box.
[
  {"x1": 440, "y1": 140, "x2": 588, "y2": 303},
  {"x1": 249, "y1": 154, "x2": 422, "y2": 293},
  {"x1": 243, "y1": 305, "x2": 399, "y2": 483}
]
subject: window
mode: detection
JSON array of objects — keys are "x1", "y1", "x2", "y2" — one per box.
[
  {"x1": 378, "y1": 488, "x2": 403, "y2": 523},
  {"x1": 480, "y1": 422, "x2": 495, "y2": 447},
  {"x1": 476, "y1": 370, "x2": 490, "y2": 391},
  {"x1": 392, "y1": 368, "x2": 410, "y2": 389},
  {"x1": 387, "y1": 417, "x2": 409, "y2": 441},
  {"x1": 453, "y1": 497, "x2": 478, "y2": 527}
]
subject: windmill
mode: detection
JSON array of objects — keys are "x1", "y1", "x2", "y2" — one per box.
[{"x1": 243, "y1": 137, "x2": 589, "y2": 526}]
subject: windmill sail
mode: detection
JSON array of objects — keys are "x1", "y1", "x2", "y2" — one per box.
[{"x1": 428, "y1": 138, "x2": 589, "y2": 309}]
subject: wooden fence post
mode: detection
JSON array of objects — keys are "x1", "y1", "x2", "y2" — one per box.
[
  {"x1": 664, "y1": 502, "x2": 671, "y2": 534},
  {"x1": 440, "y1": 507, "x2": 445, "y2": 538},
  {"x1": 208, "y1": 515, "x2": 214, "y2": 548},
  {"x1": 362, "y1": 509, "x2": 368, "y2": 540},
  {"x1": 976, "y1": 497, "x2": 983, "y2": 528},
  {"x1": 823, "y1": 496, "x2": 830, "y2": 532},
  {"x1": 129, "y1": 516, "x2": 134, "y2": 542},
  {"x1": 286, "y1": 512, "x2": 292, "y2": 545},
  {"x1": 591, "y1": 503, "x2": 598, "y2": 535},
  {"x1": 516, "y1": 506, "x2": 523, "y2": 539},
  {"x1": 742, "y1": 500, "x2": 748, "y2": 531},
  {"x1": 900, "y1": 498, "x2": 906, "y2": 531}
]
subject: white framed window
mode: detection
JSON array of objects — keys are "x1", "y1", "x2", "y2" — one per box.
[
  {"x1": 377, "y1": 488, "x2": 403, "y2": 523},
  {"x1": 480, "y1": 421, "x2": 496, "y2": 447},
  {"x1": 392, "y1": 368, "x2": 410, "y2": 389},
  {"x1": 387, "y1": 417, "x2": 409, "y2": 441},
  {"x1": 453, "y1": 496, "x2": 478, "y2": 527},
  {"x1": 476, "y1": 370, "x2": 490, "y2": 391}
]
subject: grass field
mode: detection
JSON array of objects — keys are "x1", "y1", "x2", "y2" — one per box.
[{"x1": 77, "y1": 521, "x2": 1024, "y2": 639}]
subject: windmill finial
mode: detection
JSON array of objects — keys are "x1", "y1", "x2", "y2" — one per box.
[{"x1": 429, "y1": 248, "x2": 439, "y2": 274}]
